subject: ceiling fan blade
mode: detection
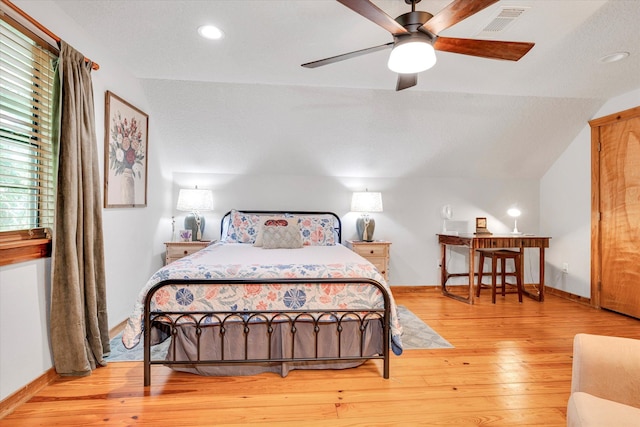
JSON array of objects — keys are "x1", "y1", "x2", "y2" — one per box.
[
  {"x1": 337, "y1": 0, "x2": 409, "y2": 35},
  {"x1": 420, "y1": 0, "x2": 499, "y2": 35},
  {"x1": 301, "y1": 42, "x2": 393, "y2": 68},
  {"x1": 396, "y1": 73, "x2": 417, "y2": 91},
  {"x1": 434, "y1": 37, "x2": 534, "y2": 61}
]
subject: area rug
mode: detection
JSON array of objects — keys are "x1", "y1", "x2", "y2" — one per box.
[
  {"x1": 396, "y1": 305, "x2": 453, "y2": 350},
  {"x1": 105, "y1": 331, "x2": 171, "y2": 362},
  {"x1": 105, "y1": 306, "x2": 451, "y2": 361}
]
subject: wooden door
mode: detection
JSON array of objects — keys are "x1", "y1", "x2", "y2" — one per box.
[{"x1": 591, "y1": 106, "x2": 640, "y2": 318}]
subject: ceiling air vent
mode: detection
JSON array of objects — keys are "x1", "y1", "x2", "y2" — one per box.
[{"x1": 476, "y1": 7, "x2": 529, "y2": 37}]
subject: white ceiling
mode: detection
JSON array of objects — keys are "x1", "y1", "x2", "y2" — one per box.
[{"x1": 52, "y1": 0, "x2": 640, "y2": 179}]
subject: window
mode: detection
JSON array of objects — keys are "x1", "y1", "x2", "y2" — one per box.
[{"x1": 0, "y1": 16, "x2": 57, "y2": 265}]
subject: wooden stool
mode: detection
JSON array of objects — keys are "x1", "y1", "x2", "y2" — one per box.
[{"x1": 476, "y1": 249, "x2": 523, "y2": 303}]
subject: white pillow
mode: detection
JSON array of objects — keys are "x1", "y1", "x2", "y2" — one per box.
[
  {"x1": 253, "y1": 216, "x2": 287, "y2": 247},
  {"x1": 261, "y1": 219, "x2": 303, "y2": 249}
]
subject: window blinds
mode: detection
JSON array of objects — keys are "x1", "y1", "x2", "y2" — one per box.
[{"x1": 0, "y1": 18, "x2": 57, "y2": 232}]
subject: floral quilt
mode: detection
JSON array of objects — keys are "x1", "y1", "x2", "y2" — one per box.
[{"x1": 122, "y1": 243, "x2": 403, "y2": 355}]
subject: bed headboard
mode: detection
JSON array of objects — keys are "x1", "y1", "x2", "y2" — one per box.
[{"x1": 220, "y1": 210, "x2": 342, "y2": 244}]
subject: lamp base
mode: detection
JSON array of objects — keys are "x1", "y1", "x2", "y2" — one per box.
[
  {"x1": 184, "y1": 214, "x2": 206, "y2": 241},
  {"x1": 356, "y1": 217, "x2": 376, "y2": 242}
]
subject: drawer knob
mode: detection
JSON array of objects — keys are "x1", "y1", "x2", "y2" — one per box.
[
  {"x1": 183, "y1": 250, "x2": 188, "y2": 255},
  {"x1": 370, "y1": 250, "x2": 374, "y2": 254}
]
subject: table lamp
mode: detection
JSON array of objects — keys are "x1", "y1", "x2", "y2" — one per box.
[
  {"x1": 176, "y1": 187, "x2": 214, "y2": 241},
  {"x1": 507, "y1": 207, "x2": 522, "y2": 235},
  {"x1": 351, "y1": 191, "x2": 383, "y2": 241}
]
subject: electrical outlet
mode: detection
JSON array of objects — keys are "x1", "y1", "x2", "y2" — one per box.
[{"x1": 562, "y1": 262, "x2": 569, "y2": 274}]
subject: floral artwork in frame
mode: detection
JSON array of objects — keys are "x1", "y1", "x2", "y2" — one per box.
[{"x1": 104, "y1": 91, "x2": 148, "y2": 208}]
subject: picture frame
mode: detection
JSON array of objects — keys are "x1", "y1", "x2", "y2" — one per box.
[
  {"x1": 104, "y1": 91, "x2": 149, "y2": 208},
  {"x1": 476, "y1": 217, "x2": 487, "y2": 229},
  {"x1": 475, "y1": 217, "x2": 492, "y2": 235},
  {"x1": 179, "y1": 230, "x2": 192, "y2": 242}
]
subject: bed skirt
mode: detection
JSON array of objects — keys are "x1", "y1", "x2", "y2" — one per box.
[{"x1": 151, "y1": 315, "x2": 384, "y2": 377}]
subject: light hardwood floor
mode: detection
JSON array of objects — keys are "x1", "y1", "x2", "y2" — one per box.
[{"x1": 2, "y1": 286, "x2": 639, "y2": 426}]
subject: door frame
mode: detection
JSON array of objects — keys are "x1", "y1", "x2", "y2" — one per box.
[{"x1": 590, "y1": 105, "x2": 640, "y2": 308}]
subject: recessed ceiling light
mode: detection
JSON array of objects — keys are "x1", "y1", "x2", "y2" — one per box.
[
  {"x1": 198, "y1": 25, "x2": 224, "y2": 40},
  {"x1": 600, "y1": 51, "x2": 630, "y2": 63}
]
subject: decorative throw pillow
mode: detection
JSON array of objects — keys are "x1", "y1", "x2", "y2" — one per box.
[
  {"x1": 223, "y1": 210, "x2": 262, "y2": 244},
  {"x1": 253, "y1": 215, "x2": 287, "y2": 247},
  {"x1": 262, "y1": 219, "x2": 303, "y2": 249},
  {"x1": 296, "y1": 214, "x2": 336, "y2": 246}
]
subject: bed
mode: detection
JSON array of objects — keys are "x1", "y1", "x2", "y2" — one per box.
[{"x1": 121, "y1": 210, "x2": 403, "y2": 386}]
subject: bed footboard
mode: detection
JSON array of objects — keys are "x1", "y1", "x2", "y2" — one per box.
[{"x1": 143, "y1": 278, "x2": 391, "y2": 386}]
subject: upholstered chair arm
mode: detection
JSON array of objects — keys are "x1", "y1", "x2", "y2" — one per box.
[{"x1": 571, "y1": 333, "x2": 640, "y2": 409}]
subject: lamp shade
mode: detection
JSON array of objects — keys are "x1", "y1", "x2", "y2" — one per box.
[
  {"x1": 507, "y1": 207, "x2": 521, "y2": 218},
  {"x1": 507, "y1": 207, "x2": 522, "y2": 235},
  {"x1": 388, "y1": 39, "x2": 437, "y2": 74},
  {"x1": 351, "y1": 191, "x2": 383, "y2": 213},
  {"x1": 176, "y1": 188, "x2": 213, "y2": 241},
  {"x1": 176, "y1": 188, "x2": 214, "y2": 212}
]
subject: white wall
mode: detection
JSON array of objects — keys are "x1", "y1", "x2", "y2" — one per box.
[
  {"x1": 0, "y1": 259, "x2": 51, "y2": 400},
  {"x1": 0, "y1": 0, "x2": 167, "y2": 401},
  {"x1": 171, "y1": 172, "x2": 540, "y2": 286},
  {"x1": 541, "y1": 88, "x2": 640, "y2": 297}
]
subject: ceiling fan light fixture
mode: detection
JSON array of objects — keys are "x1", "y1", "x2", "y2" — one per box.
[{"x1": 387, "y1": 38, "x2": 436, "y2": 74}]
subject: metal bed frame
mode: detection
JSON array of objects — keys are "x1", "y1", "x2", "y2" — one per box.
[{"x1": 143, "y1": 211, "x2": 391, "y2": 386}]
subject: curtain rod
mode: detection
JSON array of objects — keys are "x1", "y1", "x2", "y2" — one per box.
[{"x1": 1, "y1": 0, "x2": 99, "y2": 70}]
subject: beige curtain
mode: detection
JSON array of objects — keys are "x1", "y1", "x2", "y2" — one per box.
[{"x1": 50, "y1": 41, "x2": 109, "y2": 376}]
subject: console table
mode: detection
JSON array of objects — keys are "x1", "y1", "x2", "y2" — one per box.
[{"x1": 437, "y1": 234, "x2": 551, "y2": 304}]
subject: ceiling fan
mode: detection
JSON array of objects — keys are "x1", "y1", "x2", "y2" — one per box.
[{"x1": 302, "y1": 0, "x2": 535, "y2": 91}]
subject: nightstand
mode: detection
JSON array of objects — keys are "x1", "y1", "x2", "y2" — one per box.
[
  {"x1": 346, "y1": 240, "x2": 391, "y2": 281},
  {"x1": 165, "y1": 241, "x2": 211, "y2": 264}
]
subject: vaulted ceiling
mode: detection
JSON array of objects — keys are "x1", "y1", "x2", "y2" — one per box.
[{"x1": 53, "y1": 0, "x2": 640, "y2": 179}]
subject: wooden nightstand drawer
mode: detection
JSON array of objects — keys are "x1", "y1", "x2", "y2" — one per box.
[
  {"x1": 351, "y1": 243, "x2": 389, "y2": 258},
  {"x1": 346, "y1": 240, "x2": 391, "y2": 281},
  {"x1": 167, "y1": 244, "x2": 203, "y2": 258},
  {"x1": 368, "y1": 258, "x2": 388, "y2": 277},
  {"x1": 165, "y1": 241, "x2": 211, "y2": 264}
]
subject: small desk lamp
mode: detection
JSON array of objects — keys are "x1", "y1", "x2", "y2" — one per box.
[
  {"x1": 351, "y1": 191, "x2": 383, "y2": 241},
  {"x1": 177, "y1": 187, "x2": 214, "y2": 241},
  {"x1": 507, "y1": 207, "x2": 522, "y2": 235}
]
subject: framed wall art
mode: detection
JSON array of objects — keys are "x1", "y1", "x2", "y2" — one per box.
[
  {"x1": 104, "y1": 91, "x2": 149, "y2": 208},
  {"x1": 474, "y1": 217, "x2": 492, "y2": 235}
]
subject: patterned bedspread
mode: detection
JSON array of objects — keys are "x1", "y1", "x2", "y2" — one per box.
[{"x1": 122, "y1": 242, "x2": 403, "y2": 355}]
